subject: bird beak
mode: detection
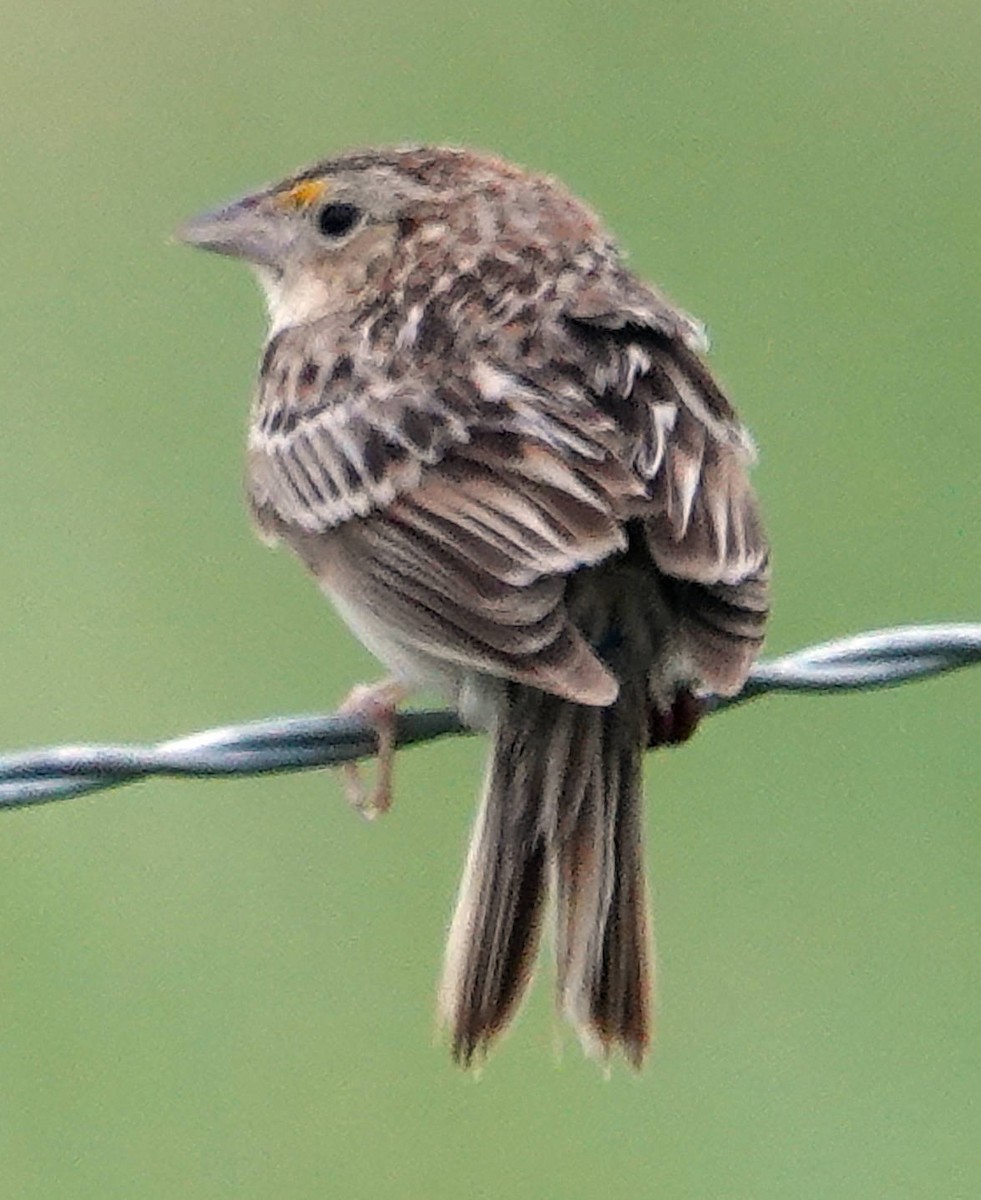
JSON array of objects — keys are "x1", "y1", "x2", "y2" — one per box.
[{"x1": 176, "y1": 196, "x2": 292, "y2": 269}]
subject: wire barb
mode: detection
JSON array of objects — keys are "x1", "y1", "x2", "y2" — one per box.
[{"x1": 1, "y1": 623, "x2": 978, "y2": 811}]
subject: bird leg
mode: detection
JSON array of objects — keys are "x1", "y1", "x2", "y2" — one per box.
[{"x1": 336, "y1": 679, "x2": 407, "y2": 819}]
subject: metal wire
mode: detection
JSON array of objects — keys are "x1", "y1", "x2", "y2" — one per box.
[{"x1": 1, "y1": 623, "x2": 978, "y2": 811}]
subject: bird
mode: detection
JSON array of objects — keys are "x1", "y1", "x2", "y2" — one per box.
[{"x1": 178, "y1": 145, "x2": 770, "y2": 1068}]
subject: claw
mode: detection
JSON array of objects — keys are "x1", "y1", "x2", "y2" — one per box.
[{"x1": 337, "y1": 680, "x2": 406, "y2": 818}]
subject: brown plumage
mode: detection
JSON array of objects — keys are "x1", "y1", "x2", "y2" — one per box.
[{"x1": 178, "y1": 145, "x2": 770, "y2": 1067}]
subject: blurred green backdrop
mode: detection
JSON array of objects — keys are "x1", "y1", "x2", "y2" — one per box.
[{"x1": 1, "y1": 2, "x2": 978, "y2": 1197}]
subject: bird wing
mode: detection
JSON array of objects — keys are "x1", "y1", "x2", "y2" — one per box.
[
  {"x1": 310, "y1": 433, "x2": 642, "y2": 704},
  {"x1": 564, "y1": 276, "x2": 771, "y2": 693},
  {"x1": 246, "y1": 328, "x2": 477, "y2": 537},
  {"x1": 246, "y1": 277, "x2": 768, "y2": 699}
]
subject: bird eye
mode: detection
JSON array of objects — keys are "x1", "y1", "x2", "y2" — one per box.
[{"x1": 317, "y1": 203, "x2": 362, "y2": 239}]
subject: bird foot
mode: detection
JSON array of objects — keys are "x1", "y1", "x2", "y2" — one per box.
[
  {"x1": 336, "y1": 679, "x2": 406, "y2": 819},
  {"x1": 647, "y1": 688, "x2": 703, "y2": 749}
]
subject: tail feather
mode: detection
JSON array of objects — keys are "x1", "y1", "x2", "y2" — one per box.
[
  {"x1": 437, "y1": 703, "x2": 551, "y2": 1066},
  {"x1": 438, "y1": 678, "x2": 652, "y2": 1067},
  {"x1": 555, "y1": 683, "x2": 651, "y2": 1066}
]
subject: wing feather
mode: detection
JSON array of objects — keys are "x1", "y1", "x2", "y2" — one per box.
[
  {"x1": 308, "y1": 444, "x2": 625, "y2": 705},
  {"x1": 565, "y1": 287, "x2": 770, "y2": 692},
  {"x1": 249, "y1": 276, "x2": 768, "y2": 699}
]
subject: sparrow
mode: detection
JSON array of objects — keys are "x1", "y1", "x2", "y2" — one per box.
[{"x1": 178, "y1": 146, "x2": 769, "y2": 1068}]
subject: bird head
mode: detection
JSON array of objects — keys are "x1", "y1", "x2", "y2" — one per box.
[
  {"x1": 177, "y1": 146, "x2": 602, "y2": 334},
  {"x1": 178, "y1": 151, "x2": 430, "y2": 331}
]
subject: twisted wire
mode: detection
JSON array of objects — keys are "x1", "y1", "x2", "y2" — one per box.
[{"x1": 1, "y1": 623, "x2": 977, "y2": 811}]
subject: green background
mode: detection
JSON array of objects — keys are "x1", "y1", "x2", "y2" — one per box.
[{"x1": 1, "y1": 2, "x2": 978, "y2": 1197}]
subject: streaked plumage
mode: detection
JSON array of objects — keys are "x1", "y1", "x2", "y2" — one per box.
[{"x1": 179, "y1": 146, "x2": 769, "y2": 1067}]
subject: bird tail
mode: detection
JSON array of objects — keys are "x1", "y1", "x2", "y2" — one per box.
[{"x1": 437, "y1": 676, "x2": 651, "y2": 1068}]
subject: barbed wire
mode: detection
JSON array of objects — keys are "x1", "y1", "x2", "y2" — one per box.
[{"x1": 0, "y1": 623, "x2": 977, "y2": 812}]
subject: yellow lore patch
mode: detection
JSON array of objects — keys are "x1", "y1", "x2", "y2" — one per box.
[{"x1": 276, "y1": 178, "x2": 330, "y2": 209}]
